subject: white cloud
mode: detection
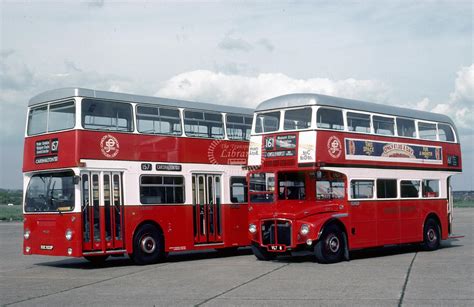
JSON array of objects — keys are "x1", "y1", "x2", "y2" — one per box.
[
  {"x1": 156, "y1": 70, "x2": 390, "y2": 107},
  {"x1": 415, "y1": 64, "x2": 473, "y2": 131}
]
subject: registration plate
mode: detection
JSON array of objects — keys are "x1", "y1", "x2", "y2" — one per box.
[
  {"x1": 40, "y1": 245, "x2": 54, "y2": 250},
  {"x1": 267, "y1": 244, "x2": 286, "y2": 252}
]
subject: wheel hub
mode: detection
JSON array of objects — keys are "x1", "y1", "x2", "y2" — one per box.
[
  {"x1": 140, "y1": 236, "x2": 156, "y2": 254},
  {"x1": 327, "y1": 235, "x2": 340, "y2": 253},
  {"x1": 427, "y1": 229, "x2": 437, "y2": 242}
]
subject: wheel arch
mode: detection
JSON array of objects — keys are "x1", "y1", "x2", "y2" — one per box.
[
  {"x1": 317, "y1": 218, "x2": 348, "y2": 240},
  {"x1": 423, "y1": 212, "x2": 442, "y2": 234}
]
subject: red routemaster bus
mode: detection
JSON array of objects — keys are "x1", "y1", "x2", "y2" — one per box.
[
  {"x1": 246, "y1": 93, "x2": 462, "y2": 263},
  {"x1": 23, "y1": 88, "x2": 253, "y2": 265}
]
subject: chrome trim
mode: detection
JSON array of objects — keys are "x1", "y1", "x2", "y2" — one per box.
[{"x1": 332, "y1": 213, "x2": 349, "y2": 218}]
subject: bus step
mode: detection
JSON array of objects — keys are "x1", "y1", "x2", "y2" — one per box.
[{"x1": 447, "y1": 234, "x2": 464, "y2": 240}]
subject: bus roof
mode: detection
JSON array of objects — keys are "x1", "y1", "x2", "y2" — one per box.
[
  {"x1": 29, "y1": 87, "x2": 254, "y2": 115},
  {"x1": 256, "y1": 93, "x2": 456, "y2": 128}
]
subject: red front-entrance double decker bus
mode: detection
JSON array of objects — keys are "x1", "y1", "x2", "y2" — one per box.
[
  {"x1": 246, "y1": 93, "x2": 462, "y2": 263},
  {"x1": 23, "y1": 88, "x2": 253, "y2": 265}
]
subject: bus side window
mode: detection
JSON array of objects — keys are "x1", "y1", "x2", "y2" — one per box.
[
  {"x1": 438, "y1": 124, "x2": 455, "y2": 142},
  {"x1": 226, "y1": 115, "x2": 252, "y2": 140},
  {"x1": 347, "y1": 112, "x2": 371, "y2": 133},
  {"x1": 396, "y1": 118, "x2": 416, "y2": 138},
  {"x1": 350, "y1": 180, "x2": 374, "y2": 199},
  {"x1": 418, "y1": 122, "x2": 437, "y2": 140},
  {"x1": 376, "y1": 179, "x2": 397, "y2": 198},
  {"x1": 400, "y1": 180, "x2": 421, "y2": 198},
  {"x1": 230, "y1": 177, "x2": 248, "y2": 203},
  {"x1": 373, "y1": 116, "x2": 394, "y2": 136},
  {"x1": 422, "y1": 179, "x2": 439, "y2": 198},
  {"x1": 316, "y1": 108, "x2": 344, "y2": 130}
]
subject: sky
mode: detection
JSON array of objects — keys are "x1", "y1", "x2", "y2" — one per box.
[{"x1": 0, "y1": 0, "x2": 472, "y2": 190}]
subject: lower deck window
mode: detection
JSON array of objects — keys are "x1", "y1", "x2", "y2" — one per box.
[
  {"x1": 377, "y1": 179, "x2": 397, "y2": 198},
  {"x1": 401, "y1": 180, "x2": 420, "y2": 198},
  {"x1": 249, "y1": 172, "x2": 275, "y2": 203},
  {"x1": 316, "y1": 180, "x2": 344, "y2": 200},
  {"x1": 422, "y1": 179, "x2": 439, "y2": 197},
  {"x1": 230, "y1": 177, "x2": 248, "y2": 203},
  {"x1": 350, "y1": 180, "x2": 374, "y2": 199},
  {"x1": 140, "y1": 176, "x2": 184, "y2": 204}
]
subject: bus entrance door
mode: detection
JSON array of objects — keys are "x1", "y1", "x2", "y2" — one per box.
[
  {"x1": 192, "y1": 174, "x2": 223, "y2": 245},
  {"x1": 81, "y1": 171, "x2": 124, "y2": 253}
]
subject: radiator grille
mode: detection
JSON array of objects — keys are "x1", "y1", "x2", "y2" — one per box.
[{"x1": 261, "y1": 220, "x2": 292, "y2": 246}]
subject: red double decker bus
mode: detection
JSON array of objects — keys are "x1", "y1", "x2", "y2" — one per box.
[
  {"x1": 23, "y1": 88, "x2": 253, "y2": 264},
  {"x1": 247, "y1": 93, "x2": 462, "y2": 263}
]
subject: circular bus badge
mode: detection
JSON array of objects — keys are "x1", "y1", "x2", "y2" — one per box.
[
  {"x1": 100, "y1": 134, "x2": 120, "y2": 158},
  {"x1": 327, "y1": 136, "x2": 342, "y2": 158}
]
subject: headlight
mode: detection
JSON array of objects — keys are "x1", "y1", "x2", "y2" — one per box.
[
  {"x1": 24, "y1": 229, "x2": 31, "y2": 240},
  {"x1": 248, "y1": 224, "x2": 257, "y2": 234},
  {"x1": 65, "y1": 229, "x2": 73, "y2": 241},
  {"x1": 300, "y1": 224, "x2": 310, "y2": 236}
]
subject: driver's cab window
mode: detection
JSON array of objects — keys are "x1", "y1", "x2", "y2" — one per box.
[
  {"x1": 278, "y1": 172, "x2": 306, "y2": 200},
  {"x1": 314, "y1": 171, "x2": 345, "y2": 200}
]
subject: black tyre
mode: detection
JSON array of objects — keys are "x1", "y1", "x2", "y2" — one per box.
[
  {"x1": 131, "y1": 224, "x2": 165, "y2": 265},
  {"x1": 251, "y1": 242, "x2": 276, "y2": 261},
  {"x1": 422, "y1": 218, "x2": 441, "y2": 251},
  {"x1": 314, "y1": 224, "x2": 345, "y2": 264},
  {"x1": 84, "y1": 255, "x2": 109, "y2": 265}
]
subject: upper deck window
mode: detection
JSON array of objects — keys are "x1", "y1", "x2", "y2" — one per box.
[
  {"x1": 396, "y1": 118, "x2": 416, "y2": 138},
  {"x1": 28, "y1": 105, "x2": 48, "y2": 135},
  {"x1": 82, "y1": 99, "x2": 133, "y2": 132},
  {"x1": 316, "y1": 108, "x2": 344, "y2": 130},
  {"x1": 438, "y1": 123, "x2": 455, "y2": 142},
  {"x1": 373, "y1": 115, "x2": 394, "y2": 136},
  {"x1": 226, "y1": 114, "x2": 252, "y2": 140},
  {"x1": 418, "y1": 122, "x2": 437, "y2": 140},
  {"x1": 255, "y1": 111, "x2": 280, "y2": 133},
  {"x1": 283, "y1": 108, "x2": 312, "y2": 130},
  {"x1": 347, "y1": 112, "x2": 371, "y2": 133},
  {"x1": 27, "y1": 101, "x2": 75, "y2": 135},
  {"x1": 184, "y1": 110, "x2": 224, "y2": 139},
  {"x1": 136, "y1": 105, "x2": 182, "y2": 135}
]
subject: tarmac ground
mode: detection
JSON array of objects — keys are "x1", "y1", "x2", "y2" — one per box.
[{"x1": 1, "y1": 208, "x2": 473, "y2": 306}]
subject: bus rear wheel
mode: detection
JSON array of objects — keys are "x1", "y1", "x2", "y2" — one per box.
[
  {"x1": 422, "y1": 218, "x2": 441, "y2": 251},
  {"x1": 314, "y1": 224, "x2": 345, "y2": 264},
  {"x1": 131, "y1": 224, "x2": 165, "y2": 265},
  {"x1": 251, "y1": 242, "x2": 275, "y2": 261}
]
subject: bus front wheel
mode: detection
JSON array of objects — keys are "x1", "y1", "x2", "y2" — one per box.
[
  {"x1": 251, "y1": 242, "x2": 275, "y2": 261},
  {"x1": 314, "y1": 224, "x2": 345, "y2": 264},
  {"x1": 422, "y1": 218, "x2": 441, "y2": 251},
  {"x1": 131, "y1": 224, "x2": 165, "y2": 265}
]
